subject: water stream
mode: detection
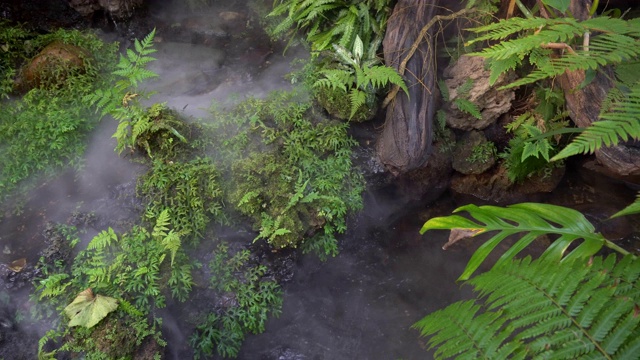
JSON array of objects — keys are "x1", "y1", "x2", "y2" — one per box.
[{"x1": 0, "y1": 1, "x2": 639, "y2": 359}]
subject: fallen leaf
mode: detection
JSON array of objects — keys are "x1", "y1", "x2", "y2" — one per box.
[
  {"x1": 64, "y1": 288, "x2": 118, "y2": 328},
  {"x1": 7, "y1": 258, "x2": 26, "y2": 272}
]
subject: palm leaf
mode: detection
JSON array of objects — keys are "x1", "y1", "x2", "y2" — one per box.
[
  {"x1": 420, "y1": 203, "x2": 627, "y2": 281},
  {"x1": 611, "y1": 192, "x2": 640, "y2": 218}
]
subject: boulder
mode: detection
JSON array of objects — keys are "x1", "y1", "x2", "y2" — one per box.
[
  {"x1": 443, "y1": 55, "x2": 515, "y2": 130},
  {"x1": 21, "y1": 41, "x2": 91, "y2": 90},
  {"x1": 452, "y1": 130, "x2": 497, "y2": 175},
  {"x1": 450, "y1": 161, "x2": 565, "y2": 204}
]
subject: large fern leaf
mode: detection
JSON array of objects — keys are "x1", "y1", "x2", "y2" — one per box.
[
  {"x1": 420, "y1": 203, "x2": 627, "y2": 281},
  {"x1": 415, "y1": 254, "x2": 640, "y2": 359},
  {"x1": 552, "y1": 83, "x2": 640, "y2": 161}
]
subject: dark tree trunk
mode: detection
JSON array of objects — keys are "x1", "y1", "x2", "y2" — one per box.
[{"x1": 376, "y1": 0, "x2": 439, "y2": 175}]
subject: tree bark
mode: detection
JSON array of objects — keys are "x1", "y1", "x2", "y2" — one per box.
[{"x1": 376, "y1": 0, "x2": 439, "y2": 175}]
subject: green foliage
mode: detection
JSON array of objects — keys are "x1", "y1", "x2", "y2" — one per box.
[
  {"x1": 33, "y1": 211, "x2": 191, "y2": 358},
  {"x1": 314, "y1": 35, "x2": 407, "y2": 119},
  {"x1": 190, "y1": 242, "x2": 283, "y2": 359},
  {"x1": 0, "y1": 27, "x2": 118, "y2": 204},
  {"x1": 468, "y1": 141, "x2": 496, "y2": 164},
  {"x1": 138, "y1": 157, "x2": 225, "y2": 244},
  {"x1": 420, "y1": 202, "x2": 628, "y2": 281},
  {"x1": 414, "y1": 254, "x2": 640, "y2": 359},
  {"x1": 268, "y1": 0, "x2": 390, "y2": 54},
  {"x1": 83, "y1": 29, "x2": 166, "y2": 157},
  {"x1": 467, "y1": 16, "x2": 640, "y2": 88},
  {"x1": 205, "y1": 91, "x2": 364, "y2": 258},
  {"x1": 552, "y1": 82, "x2": 640, "y2": 161}
]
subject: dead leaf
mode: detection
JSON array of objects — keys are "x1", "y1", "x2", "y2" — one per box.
[
  {"x1": 7, "y1": 258, "x2": 26, "y2": 272},
  {"x1": 443, "y1": 228, "x2": 482, "y2": 250}
]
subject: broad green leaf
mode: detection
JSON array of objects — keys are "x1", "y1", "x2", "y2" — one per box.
[
  {"x1": 421, "y1": 203, "x2": 611, "y2": 280},
  {"x1": 64, "y1": 288, "x2": 118, "y2": 328},
  {"x1": 611, "y1": 192, "x2": 640, "y2": 218},
  {"x1": 542, "y1": 0, "x2": 570, "y2": 13}
]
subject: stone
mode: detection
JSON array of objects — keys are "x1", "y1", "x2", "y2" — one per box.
[
  {"x1": 450, "y1": 162, "x2": 565, "y2": 204},
  {"x1": 452, "y1": 130, "x2": 496, "y2": 175},
  {"x1": 443, "y1": 55, "x2": 515, "y2": 131},
  {"x1": 21, "y1": 41, "x2": 90, "y2": 90},
  {"x1": 595, "y1": 145, "x2": 640, "y2": 176}
]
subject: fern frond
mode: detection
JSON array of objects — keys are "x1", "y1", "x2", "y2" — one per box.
[
  {"x1": 152, "y1": 209, "x2": 171, "y2": 239},
  {"x1": 161, "y1": 230, "x2": 181, "y2": 267},
  {"x1": 365, "y1": 65, "x2": 408, "y2": 96},
  {"x1": 453, "y1": 98, "x2": 482, "y2": 120},
  {"x1": 87, "y1": 228, "x2": 118, "y2": 251},
  {"x1": 552, "y1": 84, "x2": 640, "y2": 161},
  {"x1": 348, "y1": 88, "x2": 367, "y2": 120},
  {"x1": 420, "y1": 203, "x2": 617, "y2": 281},
  {"x1": 417, "y1": 254, "x2": 640, "y2": 359}
]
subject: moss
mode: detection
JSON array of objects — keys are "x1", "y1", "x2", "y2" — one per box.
[{"x1": 315, "y1": 85, "x2": 377, "y2": 122}]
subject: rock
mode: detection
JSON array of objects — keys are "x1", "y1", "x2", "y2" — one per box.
[
  {"x1": 450, "y1": 161, "x2": 565, "y2": 204},
  {"x1": 66, "y1": 0, "x2": 143, "y2": 19},
  {"x1": 452, "y1": 130, "x2": 496, "y2": 175},
  {"x1": 443, "y1": 55, "x2": 516, "y2": 130},
  {"x1": 20, "y1": 41, "x2": 91, "y2": 90},
  {"x1": 67, "y1": 0, "x2": 101, "y2": 17},
  {"x1": 595, "y1": 145, "x2": 640, "y2": 176}
]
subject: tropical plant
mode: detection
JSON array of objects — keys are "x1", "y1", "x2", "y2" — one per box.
[
  {"x1": 204, "y1": 90, "x2": 364, "y2": 258},
  {"x1": 314, "y1": 35, "x2": 408, "y2": 120},
  {"x1": 83, "y1": 29, "x2": 182, "y2": 158},
  {"x1": 0, "y1": 27, "x2": 118, "y2": 205},
  {"x1": 190, "y1": 242, "x2": 283, "y2": 359},
  {"x1": 33, "y1": 210, "x2": 191, "y2": 358},
  {"x1": 414, "y1": 253, "x2": 640, "y2": 359},
  {"x1": 137, "y1": 157, "x2": 226, "y2": 245},
  {"x1": 268, "y1": 0, "x2": 390, "y2": 54}
]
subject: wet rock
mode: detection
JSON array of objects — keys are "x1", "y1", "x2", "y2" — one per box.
[
  {"x1": 264, "y1": 346, "x2": 307, "y2": 360},
  {"x1": 595, "y1": 145, "x2": 640, "y2": 176},
  {"x1": 39, "y1": 222, "x2": 73, "y2": 265},
  {"x1": 443, "y1": 55, "x2": 516, "y2": 131},
  {"x1": 66, "y1": 0, "x2": 143, "y2": 20},
  {"x1": 20, "y1": 41, "x2": 91, "y2": 91},
  {"x1": 0, "y1": 262, "x2": 39, "y2": 290},
  {"x1": 451, "y1": 162, "x2": 565, "y2": 204},
  {"x1": 452, "y1": 130, "x2": 496, "y2": 175}
]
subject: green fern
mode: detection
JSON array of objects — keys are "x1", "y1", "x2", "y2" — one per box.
[
  {"x1": 414, "y1": 254, "x2": 640, "y2": 359},
  {"x1": 611, "y1": 192, "x2": 640, "y2": 218},
  {"x1": 552, "y1": 83, "x2": 640, "y2": 160},
  {"x1": 420, "y1": 202, "x2": 629, "y2": 281},
  {"x1": 467, "y1": 16, "x2": 640, "y2": 87}
]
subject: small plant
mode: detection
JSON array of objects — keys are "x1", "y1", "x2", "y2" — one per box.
[
  {"x1": 468, "y1": 141, "x2": 496, "y2": 164},
  {"x1": 83, "y1": 29, "x2": 180, "y2": 158},
  {"x1": 138, "y1": 157, "x2": 226, "y2": 245},
  {"x1": 314, "y1": 35, "x2": 408, "y2": 120},
  {"x1": 205, "y1": 91, "x2": 364, "y2": 258},
  {"x1": 268, "y1": 0, "x2": 390, "y2": 54},
  {"x1": 190, "y1": 242, "x2": 283, "y2": 359},
  {"x1": 0, "y1": 27, "x2": 118, "y2": 205},
  {"x1": 33, "y1": 210, "x2": 191, "y2": 358}
]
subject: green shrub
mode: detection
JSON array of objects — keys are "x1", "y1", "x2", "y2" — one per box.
[
  {"x1": 190, "y1": 242, "x2": 283, "y2": 359},
  {"x1": 0, "y1": 27, "x2": 118, "y2": 205},
  {"x1": 204, "y1": 90, "x2": 364, "y2": 258},
  {"x1": 33, "y1": 211, "x2": 191, "y2": 359}
]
